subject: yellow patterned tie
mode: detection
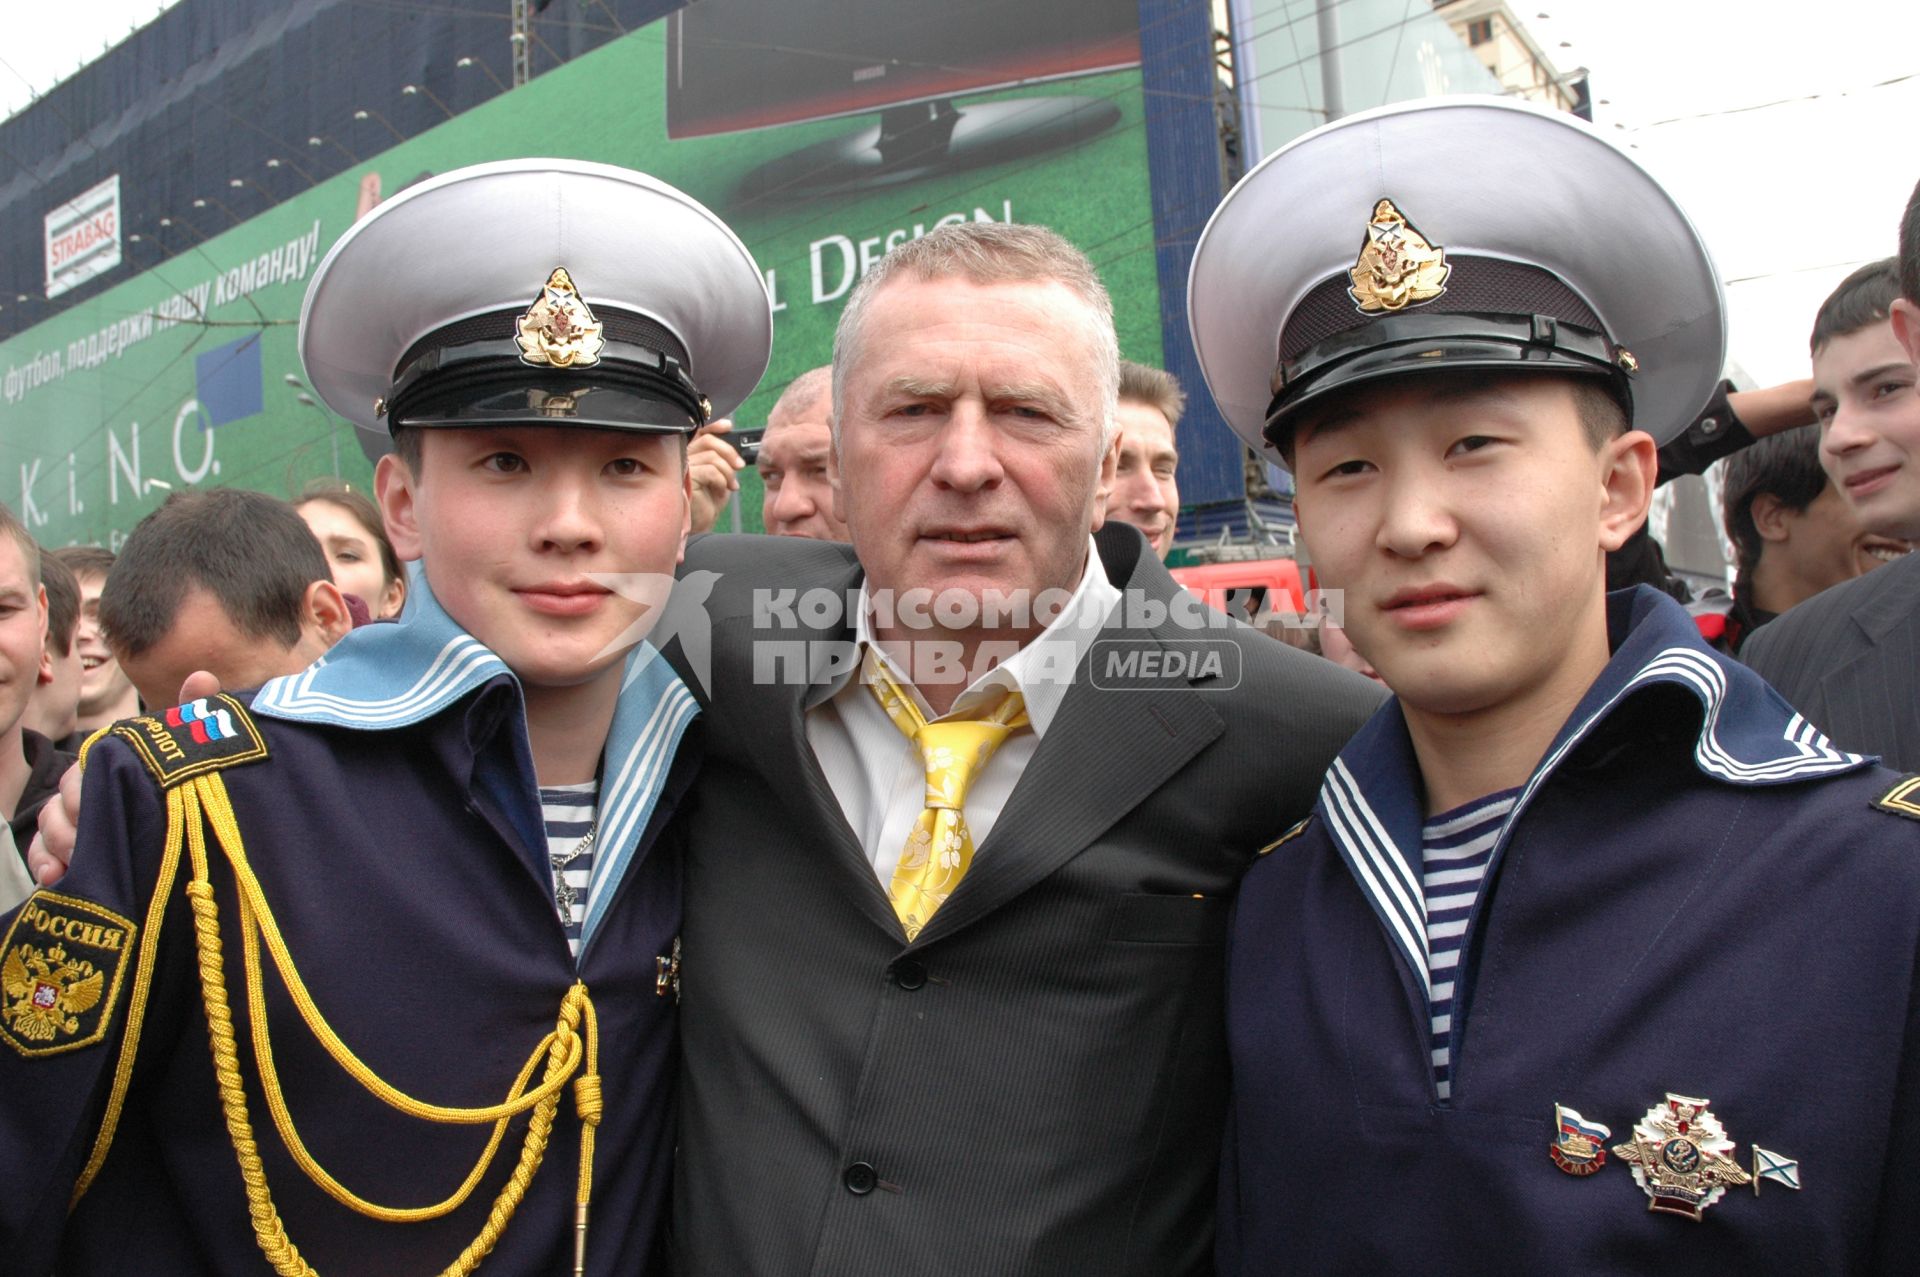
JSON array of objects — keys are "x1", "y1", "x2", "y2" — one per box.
[{"x1": 866, "y1": 654, "x2": 1029, "y2": 940}]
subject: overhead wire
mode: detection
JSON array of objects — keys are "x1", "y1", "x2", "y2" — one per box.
[{"x1": 1622, "y1": 71, "x2": 1918, "y2": 131}]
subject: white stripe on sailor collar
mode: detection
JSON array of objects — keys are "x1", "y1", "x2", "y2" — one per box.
[
  {"x1": 1316, "y1": 587, "x2": 1869, "y2": 995},
  {"x1": 253, "y1": 566, "x2": 510, "y2": 729}
]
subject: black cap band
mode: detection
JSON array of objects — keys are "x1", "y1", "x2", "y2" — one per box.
[{"x1": 386, "y1": 307, "x2": 708, "y2": 433}]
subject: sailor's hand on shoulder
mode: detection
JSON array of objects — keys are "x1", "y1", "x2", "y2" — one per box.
[
  {"x1": 28, "y1": 672, "x2": 230, "y2": 885},
  {"x1": 28, "y1": 764, "x2": 82, "y2": 885}
]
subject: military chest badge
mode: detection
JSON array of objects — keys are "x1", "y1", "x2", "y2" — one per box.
[
  {"x1": 517, "y1": 267, "x2": 605, "y2": 368},
  {"x1": 1612, "y1": 1093, "x2": 1753, "y2": 1219},
  {"x1": 1348, "y1": 199, "x2": 1450, "y2": 313},
  {"x1": 1550, "y1": 1104, "x2": 1611, "y2": 1176},
  {"x1": 656, "y1": 935, "x2": 682, "y2": 1003}
]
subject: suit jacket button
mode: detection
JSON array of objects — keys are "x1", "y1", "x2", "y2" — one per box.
[
  {"x1": 893, "y1": 960, "x2": 926, "y2": 991},
  {"x1": 843, "y1": 1162, "x2": 878, "y2": 1195}
]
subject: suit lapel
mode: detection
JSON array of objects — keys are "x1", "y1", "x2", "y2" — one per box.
[
  {"x1": 912, "y1": 538, "x2": 1226, "y2": 947},
  {"x1": 713, "y1": 567, "x2": 904, "y2": 943}
]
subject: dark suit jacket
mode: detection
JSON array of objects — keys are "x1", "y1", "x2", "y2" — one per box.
[
  {"x1": 666, "y1": 525, "x2": 1382, "y2": 1276},
  {"x1": 1741, "y1": 550, "x2": 1920, "y2": 772}
]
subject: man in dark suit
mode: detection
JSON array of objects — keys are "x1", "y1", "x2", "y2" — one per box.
[
  {"x1": 668, "y1": 222, "x2": 1381, "y2": 1275},
  {"x1": 1742, "y1": 254, "x2": 1920, "y2": 770}
]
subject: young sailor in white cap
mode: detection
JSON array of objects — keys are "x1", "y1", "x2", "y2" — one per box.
[
  {"x1": 0, "y1": 159, "x2": 770, "y2": 1274},
  {"x1": 1191, "y1": 97, "x2": 1920, "y2": 1272}
]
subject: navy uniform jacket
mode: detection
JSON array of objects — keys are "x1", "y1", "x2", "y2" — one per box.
[
  {"x1": 0, "y1": 580, "x2": 698, "y2": 1275},
  {"x1": 1221, "y1": 588, "x2": 1920, "y2": 1274}
]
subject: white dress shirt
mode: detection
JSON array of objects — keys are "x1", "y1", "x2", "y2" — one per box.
[
  {"x1": 805, "y1": 539, "x2": 1121, "y2": 884},
  {"x1": 0, "y1": 823, "x2": 31, "y2": 915}
]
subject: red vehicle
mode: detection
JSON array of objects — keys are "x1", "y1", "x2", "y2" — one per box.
[{"x1": 1169, "y1": 557, "x2": 1312, "y2": 625}]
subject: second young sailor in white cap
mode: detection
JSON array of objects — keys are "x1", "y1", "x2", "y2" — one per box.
[{"x1": 1192, "y1": 97, "x2": 1920, "y2": 1273}]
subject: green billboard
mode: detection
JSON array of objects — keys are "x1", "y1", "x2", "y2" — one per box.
[{"x1": 0, "y1": 18, "x2": 1159, "y2": 546}]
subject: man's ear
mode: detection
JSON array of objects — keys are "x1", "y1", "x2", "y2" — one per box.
[
  {"x1": 1749, "y1": 492, "x2": 1795, "y2": 544},
  {"x1": 1086, "y1": 430, "x2": 1120, "y2": 534},
  {"x1": 1892, "y1": 298, "x2": 1920, "y2": 370},
  {"x1": 676, "y1": 457, "x2": 694, "y2": 566},
  {"x1": 1597, "y1": 429, "x2": 1658, "y2": 553},
  {"x1": 827, "y1": 422, "x2": 847, "y2": 529},
  {"x1": 1090, "y1": 432, "x2": 1121, "y2": 532},
  {"x1": 302, "y1": 580, "x2": 354, "y2": 646},
  {"x1": 35, "y1": 584, "x2": 52, "y2": 687},
  {"x1": 374, "y1": 452, "x2": 424, "y2": 562}
]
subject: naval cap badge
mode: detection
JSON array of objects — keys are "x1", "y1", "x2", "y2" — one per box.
[
  {"x1": 517, "y1": 266, "x2": 605, "y2": 369},
  {"x1": 1550, "y1": 1104, "x2": 1611, "y2": 1176},
  {"x1": 1612, "y1": 1093, "x2": 1752, "y2": 1219},
  {"x1": 1347, "y1": 198, "x2": 1451, "y2": 314}
]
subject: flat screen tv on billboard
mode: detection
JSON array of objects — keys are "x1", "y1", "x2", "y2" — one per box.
[{"x1": 666, "y1": 0, "x2": 1139, "y2": 197}]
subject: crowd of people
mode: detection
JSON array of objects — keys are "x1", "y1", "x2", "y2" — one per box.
[{"x1": 0, "y1": 99, "x2": 1916, "y2": 1275}]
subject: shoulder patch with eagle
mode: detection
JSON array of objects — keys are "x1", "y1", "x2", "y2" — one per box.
[{"x1": 1, "y1": 892, "x2": 136, "y2": 1058}]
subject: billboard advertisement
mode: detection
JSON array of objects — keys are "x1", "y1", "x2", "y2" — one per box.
[{"x1": 0, "y1": 0, "x2": 1161, "y2": 546}]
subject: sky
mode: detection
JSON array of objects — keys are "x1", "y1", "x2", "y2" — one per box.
[
  {"x1": 3, "y1": 0, "x2": 1918, "y2": 388},
  {"x1": 1539, "y1": 0, "x2": 1920, "y2": 387}
]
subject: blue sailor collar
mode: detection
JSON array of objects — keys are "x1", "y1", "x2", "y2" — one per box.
[
  {"x1": 1316, "y1": 585, "x2": 1870, "y2": 999},
  {"x1": 254, "y1": 567, "x2": 698, "y2": 952},
  {"x1": 253, "y1": 569, "x2": 511, "y2": 729}
]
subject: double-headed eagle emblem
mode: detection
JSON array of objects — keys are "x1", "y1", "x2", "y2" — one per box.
[
  {"x1": 3, "y1": 943, "x2": 105, "y2": 1043},
  {"x1": 1612, "y1": 1093, "x2": 1752, "y2": 1219}
]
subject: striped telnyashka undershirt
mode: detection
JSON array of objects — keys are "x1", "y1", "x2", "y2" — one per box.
[
  {"x1": 541, "y1": 779, "x2": 599, "y2": 958},
  {"x1": 1420, "y1": 788, "x2": 1518, "y2": 1101}
]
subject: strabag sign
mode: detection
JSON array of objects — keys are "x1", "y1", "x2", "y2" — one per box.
[{"x1": 44, "y1": 175, "x2": 122, "y2": 299}]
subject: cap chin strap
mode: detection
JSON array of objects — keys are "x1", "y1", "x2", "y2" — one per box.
[
  {"x1": 73, "y1": 753, "x2": 606, "y2": 1276},
  {"x1": 1263, "y1": 309, "x2": 1633, "y2": 449},
  {"x1": 388, "y1": 338, "x2": 708, "y2": 433}
]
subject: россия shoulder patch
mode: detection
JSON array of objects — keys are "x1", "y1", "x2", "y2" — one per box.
[
  {"x1": 109, "y1": 694, "x2": 269, "y2": 789},
  {"x1": 0, "y1": 892, "x2": 136, "y2": 1057},
  {"x1": 1873, "y1": 775, "x2": 1920, "y2": 822}
]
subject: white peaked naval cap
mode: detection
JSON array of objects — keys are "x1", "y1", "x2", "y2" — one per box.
[{"x1": 300, "y1": 158, "x2": 773, "y2": 436}]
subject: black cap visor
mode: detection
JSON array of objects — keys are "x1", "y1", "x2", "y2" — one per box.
[{"x1": 1264, "y1": 310, "x2": 1632, "y2": 451}]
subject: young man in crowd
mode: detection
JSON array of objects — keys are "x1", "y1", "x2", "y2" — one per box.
[
  {"x1": 1190, "y1": 97, "x2": 1920, "y2": 1271},
  {"x1": 1895, "y1": 176, "x2": 1920, "y2": 368},
  {"x1": 50, "y1": 548, "x2": 140, "y2": 740},
  {"x1": 11, "y1": 542, "x2": 78, "y2": 863},
  {"x1": 0, "y1": 159, "x2": 769, "y2": 1273},
  {"x1": 96, "y1": 488, "x2": 354, "y2": 708},
  {"x1": 22, "y1": 550, "x2": 81, "y2": 746},
  {"x1": 1712, "y1": 423, "x2": 1908, "y2": 653},
  {"x1": 1102, "y1": 359, "x2": 1185, "y2": 560},
  {"x1": 0, "y1": 507, "x2": 60, "y2": 886},
  {"x1": 1742, "y1": 256, "x2": 1920, "y2": 768}
]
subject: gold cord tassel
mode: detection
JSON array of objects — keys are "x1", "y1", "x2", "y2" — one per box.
[{"x1": 168, "y1": 772, "x2": 601, "y2": 1275}]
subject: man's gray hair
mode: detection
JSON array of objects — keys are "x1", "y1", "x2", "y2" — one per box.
[{"x1": 830, "y1": 222, "x2": 1120, "y2": 448}]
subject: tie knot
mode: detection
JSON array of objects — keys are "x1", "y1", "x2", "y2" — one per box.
[
  {"x1": 916, "y1": 718, "x2": 1018, "y2": 810},
  {"x1": 862, "y1": 657, "x2": 1029, "y2": 811}
]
